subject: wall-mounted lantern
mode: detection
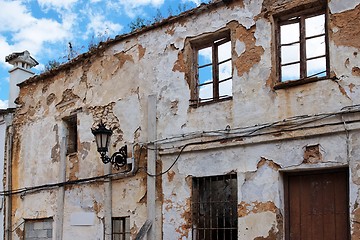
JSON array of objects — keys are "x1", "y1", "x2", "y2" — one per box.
[{"x1": 91, "y1": 123, "x2": 131, "y2": 170}]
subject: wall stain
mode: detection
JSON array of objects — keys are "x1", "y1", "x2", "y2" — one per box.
[{"x1": 330, "y1": 4, "x2": 360, "y2": 49}]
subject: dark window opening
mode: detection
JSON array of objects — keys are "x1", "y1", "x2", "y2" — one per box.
[
  {"x1": 276, "y1": 4, "x2": 328, "y2": 84},
  {"x1": 190, "y1": 31, "x2": 232, "y2": 105},
  {"x1": 192, "y1": 174, "x2": 238, "y2": 240},
  {"x1": 112, "y1": 217, "x2": 130, "y2": 240},
  {"x1": 64, "y1": 115, "x2": 77, "y2": 155}
]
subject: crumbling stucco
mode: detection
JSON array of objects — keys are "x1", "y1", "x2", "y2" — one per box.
[{"x1": 7, "y1": 0, "x2": 360, "y2": 239}]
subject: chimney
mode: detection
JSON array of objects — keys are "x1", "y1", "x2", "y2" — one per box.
[{"x1": 5, "y1": 51, "x2": 38, "y2": 108}]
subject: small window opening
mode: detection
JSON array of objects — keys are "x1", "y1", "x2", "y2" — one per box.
[
  {"x1": 24, "y1": 218, "x2": 53, "y2": 240},
  {"x1": 278, "y1": 7, "x2": 328, "y2": 83},
  {"x1": 112, "y1": 217, "x2": 130, "y2": 240},
  {"x1": 192, "y1": 174, "x2": 238, "y2": 240},
  {"x1": 191, "y1": 31, "x2": 232, "y2": 105},
  {"x1": 64, "y1": 115, "x2": 77, "y2": 155}
]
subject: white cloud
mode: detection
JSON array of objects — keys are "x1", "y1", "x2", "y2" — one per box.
[
  {"x1": 183, "y1": 0, "x2": 202, "y2": 5},
  {"x1": 0, "y1": 1, "x2": 34, "y2": 32},
  {"x1": 37, "y1": 0, "x2": 79, "y2": 11},
  {"x1": 0, "y1": 100, "x2": 8, "y2": 109},
  {"x1": 86, "y1": 14, "x2": 123, "y2": 37},
  {"x1": 107, "y1": 0, "x2": 165, "y2": 18},
  {"x1": 0, "y1": 0, "x2": 75, "y2": 60}
]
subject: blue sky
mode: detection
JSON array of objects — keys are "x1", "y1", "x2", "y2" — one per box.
[{"x1": 0, "y1": 0, "x2": 210, "y2": 108}]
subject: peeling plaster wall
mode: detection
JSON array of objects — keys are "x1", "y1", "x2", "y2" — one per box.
[{"x1": 9, "y1": 0, "x2": 360, "y2": 239}]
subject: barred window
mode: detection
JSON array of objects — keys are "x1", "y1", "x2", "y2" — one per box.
[
  {"x1": 112, "y1": 217, "x2": 130, "y2": 240},
  {"x1": 192, "y1": 174, "x2": 238, "y2": 240}
]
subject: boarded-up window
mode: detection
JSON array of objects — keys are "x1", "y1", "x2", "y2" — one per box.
[
  {"x1": 192, "y1": 174, "x2": 237, "y2": 240},
  {"x1": 276, "y1": 2, "x2": 328, "y2": 83},
  {"x1": 24, "y1": 218, "x2": 53, "y2": 240},
  {"x1": 112, "y1": 217, "x2": 130, "y2": 240},
  {"x1": 64, "y1": 115, "x2": 77, "y2": 155},
  {"x1": 190, "y1": 30, "x2": 232, "y2": 105}
]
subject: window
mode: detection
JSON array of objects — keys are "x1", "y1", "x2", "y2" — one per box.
[
  {"x1": 112, "y1": 217, "x2": 130, "y2": 240},
  {"x1": 276, "y1": 3, "x2": 328, "y2": 84},
  {"x1": 190, "y1": 31, "x2": 232, "y2": 105},
  {"x1": 24, "y1": 218, "x2": 53, "y2": 240},
  {"x1": 192, "y1": 174, "x2": 237, "y2": 240},
  {"x1": 64, "y1": 115, "x2": 77, "y2": 155}
]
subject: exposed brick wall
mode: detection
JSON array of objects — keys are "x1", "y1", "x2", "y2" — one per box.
[{"x1": 24, "y1": 218, "x2": 53, "y2": 240}]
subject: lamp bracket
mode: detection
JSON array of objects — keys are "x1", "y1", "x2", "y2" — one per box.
[{"x1": 100, "y1": 145, "x2": 130, "y2": 170}]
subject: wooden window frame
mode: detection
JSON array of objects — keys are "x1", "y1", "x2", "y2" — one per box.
[
  {"x1": 112, "y1": 217, "x2": 130, "y2": 240},
  {"x1": 190, "y1": 30, "x2": 232, "y2": 107},
  {"x1": 274, "y1": 3, "x2": 329, "y2": 89},
  {"x1": 64, "y1": 115, "x2": 77, "y2": 155}
]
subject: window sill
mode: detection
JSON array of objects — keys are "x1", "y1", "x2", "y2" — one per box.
[
  {"x1": 273, "y1": 76, "x2": 329, "y2": 90},
  {"x1": 190, "y1": 96, "x2": 232, "y2": 108}
]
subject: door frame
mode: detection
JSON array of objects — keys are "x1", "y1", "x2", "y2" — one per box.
[{"x1": 283, "y1": 167, "x2": 350, "y2": 240}]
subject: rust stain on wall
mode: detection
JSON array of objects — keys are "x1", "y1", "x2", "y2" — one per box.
[
  {"x1": 254, "y1": 226, "x2": 278, "y2": 240},
  {"x1": 172, "y1": 51, "x2": 186, "y2": 73},
  {"x1": 176, "y1": 198, "x2": 192, "y2": 239},
  {"x1": 349, "y1": 83, "x2": 356, "y2": 93},
  {"x1": 114, "y1": 51, "x2": 134, "y2": 68},
  {"x1": 68, "y1": 154, "x2": 79, "y2": 181},
  {"x1": 15, "y1": 227, "x2": 24, "y2": 240},
  {"x1": 238, "y1": 201, "x2": 277, "y2": 217},
  {"x1": 257, "y1": 157, "x2": 281, "y2": 170},
  {"x1": 46, "y1": 93, "x2": 56, "y2": 106},
  {"x1": 167, "y1": 170, "x2": 175, "y2": 182},
  {"x1": 330, "y1": 4, "x2": 360, "y2": 49},
  {"x1": 303, "y1": 144, "x2": 322, "y2": 164},
  {"x1": 89, "y1": 102, "x2": 124, "y2": 146},
  {"x1": 138, "y1": 44, "x2": 146, "y2": 60},
  {"x1": 51, "y1": 124, "x2": 60, "y2": 163},
  {"x1": 230, "y1": 22, "x2": 265, "y2": 77},
  {"x1": 55, "y1": 89, "x2": 80, "y2": 108},
  {"x1": 156, "y1": 159, "x2": 164, "y2": 203},
  {"x1": 352, "y1": 67, "x2": 360, "y2": 77},
  {"x1": 165, "y1": 25, "x2": 176, "y2": 36}
]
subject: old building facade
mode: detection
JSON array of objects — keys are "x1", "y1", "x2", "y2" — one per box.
[{"x1": 4, "y1": 0, "x2": 360, "y2": 239}]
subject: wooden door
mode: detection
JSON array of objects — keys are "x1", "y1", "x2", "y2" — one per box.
[{"x1": 285, "y1": 169, "x2": 349, "y2": 240}]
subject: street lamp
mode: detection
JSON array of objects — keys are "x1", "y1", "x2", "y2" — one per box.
[{"x1": 91, "y1": 123, "x2": 129, "y2": 170}]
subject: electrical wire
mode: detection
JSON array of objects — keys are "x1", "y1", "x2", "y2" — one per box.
[{"x1": 3, "y1": 104, "x2": 360, "y2": 196}]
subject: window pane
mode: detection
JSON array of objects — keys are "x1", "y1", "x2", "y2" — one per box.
[
  {"x1": 307, "y1": 57, "x2": 326, "y2": 77},
  {"x1": 198, "y1": 65, "x2": 212, "y2": 85},
  {"x1": 306, "y1": 36, "x2": 325, "y2": 59},
  {"x1": 281, "y1": 22, "x2": 299, "y2": 44},
  {"x1": 199, "y1": 82, "x2": 213, "y2": 100},
  {"x1": 306, "y1": 14, "x2": 325, "y2": 38},
  {"x1": 219, "y1": 79, "x2": 232, "y2": 97},
  {"x1": 218, "y1": 41, "x2": 231, "y2": 62},
  {"x1": 281, "y1": 63, "x2": 300, "y2": 81},
  {"x1": 218, "y1": 60, "x2": 232, "y2": 81},
  {"x1": 198, "y1": 47, "x2": 212, "y2": 66},
  {"x1": 281, "y1": 43, "x2": 300, "y2": 65}
]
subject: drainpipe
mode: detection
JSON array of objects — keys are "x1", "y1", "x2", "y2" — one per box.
[
  {"x1": 55, "y1": 137, "x2": 67, "y2": 239},
  {"x1": 147, "y1": 95, "x2": 157, "y2": 240},
  {"x1": 5, "y1": 124, "x2": 13, "y2": 240},
  {"x1": 104, "y1": 163, "x2": 112, "y2": 240}
]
